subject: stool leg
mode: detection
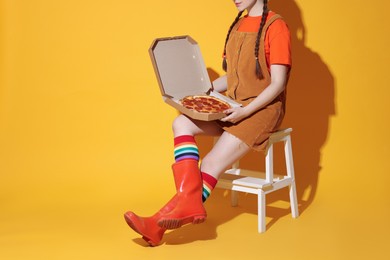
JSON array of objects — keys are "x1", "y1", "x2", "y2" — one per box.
[
  {"x1": 265, "y1": 144, "x2": 274, "y2": 183},
  {"x1": 289, "y1": 183, "x2": 299, "y2": 218},
  {"x1": 285, "y1": 135, "x2": 299, "y2": 218},
  {"x1": 231, "y1": 190, "x2": 238, "y2": 207},
  {"x1": 258, "y1": 190, "x2": 266, "y2": 233},
  {"x1": 230, "y1": 160, "x2": 240, "y2": 206}
]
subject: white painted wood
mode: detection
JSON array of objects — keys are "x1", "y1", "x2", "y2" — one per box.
[
  {"x1": 265, "y1": 144, "x2": 274, "y2": 183},
  {"x1": 285, "y1": 135, "x2": 299, "y2": 218},
  {"x1": 289, "y1": 184, "x2": 299, "y2": 218},
  {"x1": 231, "y1": 190, "x2": 238, "y2": 207},
  {"x1": 258, "y1": 190, "x2": 266, "y2": 233},
  {"x1": 223, "y1": 169, "x2": 284, "y2": 180},
  {"x1": 216, "y1": 128, "x2": 299, "y2": 233}
]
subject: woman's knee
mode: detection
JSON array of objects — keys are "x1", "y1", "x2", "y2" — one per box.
[
  {"x1": 172, "y1": 115, "x2": 196, "y2": 136},
  {"x1": 172, "y1": 114, "x2": 222, "y2": 137}
]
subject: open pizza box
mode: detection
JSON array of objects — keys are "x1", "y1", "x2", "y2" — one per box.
[{"x1": 149, "y1": 35, "x2": 241, "y2": 121}]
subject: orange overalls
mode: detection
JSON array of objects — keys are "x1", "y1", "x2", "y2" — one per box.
[{"x1": 219, "y1": 14, "x2": 288, "y2": 151}]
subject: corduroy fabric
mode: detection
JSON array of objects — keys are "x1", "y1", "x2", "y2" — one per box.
[{"x1": 218, "y1": 14, "x2": 289, "y2": 152}]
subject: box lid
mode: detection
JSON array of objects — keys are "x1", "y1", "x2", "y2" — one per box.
[{"x1": 149, "y1": 35, "x2": 212, "y2": 99}]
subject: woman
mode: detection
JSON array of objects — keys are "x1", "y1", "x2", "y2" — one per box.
[{"x1": 124, "y1": 0, "x2": 291, "y2": 246}]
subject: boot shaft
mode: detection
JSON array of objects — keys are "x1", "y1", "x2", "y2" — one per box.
[{"x1": 171, "y1": 159, "x2": 201, "y2": 193}]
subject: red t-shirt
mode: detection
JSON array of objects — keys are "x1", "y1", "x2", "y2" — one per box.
[{"x1": 237, "y1": 12, "x2": 291, "y2": 68}]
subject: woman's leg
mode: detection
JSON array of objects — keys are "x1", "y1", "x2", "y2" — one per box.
[
  {"x1": 172, "y1": 114, "x2": 224, "y2": 137},
  {"x1": 200, "y1": 131, "x2": 251, "y2": 201},
  {"x1": 172, "y1": 115, "x2": 222, "y2": 163},
  {"x1": 201, "y1": 131, "x2": 251, "y2": 177},
  {"x1": 156, "y1": 115, "x2": 224, "y2": 229},
  {"x1": 124, "y1": 115, "x2": 224, "y2": 244},
  {"x1": 173, "y1": 115, "x2": 251, "y2": 202}
]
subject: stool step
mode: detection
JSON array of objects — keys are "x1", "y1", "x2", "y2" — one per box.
[
  {"x1": 213, "y1": 127, "x2": 298, "y2": 233},
  {"x1": 224, "y1": 168, "x2": 284, "y2": 180},
  {"x1": 233, "y1": 177, "x2": 273, "y2": 189},
  {"x1": 217, "y1": 173, "x2": 280, "y2": 189},
  {"x1": 217, "y1": 172, "x2": 293, "y2": 192}
]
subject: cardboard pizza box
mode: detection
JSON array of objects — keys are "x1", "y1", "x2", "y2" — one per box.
[{"x1": 149, "y1": 35, "x2": 241, "y2": 121}]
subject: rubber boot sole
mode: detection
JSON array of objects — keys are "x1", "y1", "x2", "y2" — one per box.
[{"x1": 158, "y1": 214, "x2": 206, "y2": 229}]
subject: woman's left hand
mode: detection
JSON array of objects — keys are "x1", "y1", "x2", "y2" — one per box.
[{"x1": 220, "y1": 107, "x2": 249, "y2": 124}]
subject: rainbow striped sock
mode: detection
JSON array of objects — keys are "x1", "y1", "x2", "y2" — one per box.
[
  {"x1": 202, "y1": 172, "x2": 218, "y2": 202},
  {"x1": 174, "y1": 135, "x2": 199, "y2": 163}
]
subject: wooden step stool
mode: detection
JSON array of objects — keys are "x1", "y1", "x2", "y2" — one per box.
[{"x1": 216, "y1": 128, "x2": 299, "y2": 233}]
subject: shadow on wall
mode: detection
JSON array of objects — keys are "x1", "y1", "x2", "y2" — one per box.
[
  {"x1": 270, "y1": 0, "x2": 336, "y2": 211},
  {"x1": 196, "y1": 0, "x2": 336, "y2": 234}
]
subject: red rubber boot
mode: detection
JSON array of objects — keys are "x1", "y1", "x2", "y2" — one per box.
[
  {"x1": 124, "y1": 196, "x2": 177, "y2": 246},
  {"x1": 157, "y1": 159, "x2": 207, "y2": 229}
]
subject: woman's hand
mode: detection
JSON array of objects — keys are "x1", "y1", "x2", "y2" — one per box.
[{"x1": 220, "y1": 106, "x2": 250, "y2": 124}]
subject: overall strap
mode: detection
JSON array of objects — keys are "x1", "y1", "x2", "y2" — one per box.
[
  {"x1": 258, "y1": 14, "x2": 284, "y2": 79},
  {"x1": 261, "y1": 14, "x2": 283, "y2": 39}
]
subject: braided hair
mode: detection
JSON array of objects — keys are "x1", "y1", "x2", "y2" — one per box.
[
  {"x1": 222, "y1": 0, "x2": 269, "y2": 80},
  {"x1": 255, "y1": 0, "x2": 269, "y2": 79},
  {"x1": 222, "y1": 10, "x2": 244, "y2": 72}
]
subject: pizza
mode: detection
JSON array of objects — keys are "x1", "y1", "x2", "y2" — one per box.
[{"x1": 180, "y1": 95, "x2": 231, "y2": 113}]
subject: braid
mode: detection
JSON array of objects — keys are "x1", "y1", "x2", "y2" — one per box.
[
  {"x1": 254, "y1": 0, "x2": 269, "y2": 79},
  {"x1": 222, "y1": 11, "x2": 244, "y2": 72}
]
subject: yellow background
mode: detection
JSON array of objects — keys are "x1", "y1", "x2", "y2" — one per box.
[{"x1": 1, "y1": 0, "x2": 389, "y2": 259}]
